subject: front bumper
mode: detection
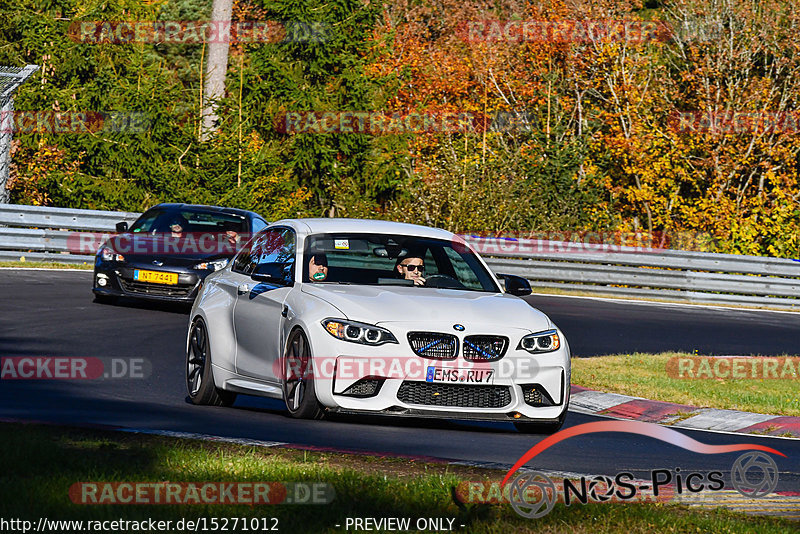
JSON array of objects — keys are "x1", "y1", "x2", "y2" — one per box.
[
  {"x1": 307, "y1": 322, "x2": 571, "y2": 423},
  {"x1": 324, "y1": 374, "x2": 567, "y2": 421},
  {"x1": 327, "y1": 406, "x2": 567, "y2": 423},
  {"x1": 93, "y1": 260, "x2": 206, "y2": 303}
]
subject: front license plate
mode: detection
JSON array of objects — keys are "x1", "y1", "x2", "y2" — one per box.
[
  {"x1": 426, "y1": 366, "x2": 494, "y2": 384},
  {"x1": 133, "y1": 269, "x2": 178, "y2": 285}
]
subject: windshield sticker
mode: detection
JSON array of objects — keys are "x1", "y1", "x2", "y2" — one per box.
[{"x1": 334, "y1": 239, "x2": 349, "y2": 250}]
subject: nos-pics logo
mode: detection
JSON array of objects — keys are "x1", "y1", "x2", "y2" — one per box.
[{"x1": 503, "y1": 421, "x2": 783, "y2": 519}]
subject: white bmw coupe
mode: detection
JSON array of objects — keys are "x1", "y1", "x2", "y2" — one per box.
[{"x1": 186, "y1": 219, "x2": 571, "y2": 433}]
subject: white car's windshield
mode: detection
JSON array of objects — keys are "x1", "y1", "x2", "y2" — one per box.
[{"x1": 303, "y1": 233, "x2": 499, "y2": 292}]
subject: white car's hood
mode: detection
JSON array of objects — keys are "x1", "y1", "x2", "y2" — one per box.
[{"x1": 301, "y1": 283, "x2": 552, "y2": 331}]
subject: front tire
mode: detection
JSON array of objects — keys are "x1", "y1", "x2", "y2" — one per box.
[
  {"x1": 282, "y1": 329, "x2": 324, "y2": 419},
  {"x1": 186, "y1": 318, "x2": 237, "y2": 407}
]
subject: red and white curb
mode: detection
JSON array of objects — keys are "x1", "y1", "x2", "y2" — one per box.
[{"x1": 569, "y1": 385, "x2": 800, "y2": 438}]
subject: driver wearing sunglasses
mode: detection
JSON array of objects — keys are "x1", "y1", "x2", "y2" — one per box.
[{"x1": 396, "y1": 256, "x2": 426, "y2": 286}]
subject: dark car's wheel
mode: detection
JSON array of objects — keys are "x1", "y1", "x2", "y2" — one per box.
[
  {"x1": 282, "y1": 329, "x2": 324, "y2": 419},
  {"x1": 186, "y1": 318, "x2": 236, "y2": 407},
  {"x1": 513, "y1": 409, "x2": 568, "y2": 434}
]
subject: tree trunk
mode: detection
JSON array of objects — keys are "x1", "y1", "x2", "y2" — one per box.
[{"x1": 200, "y1": 0, "x2": 233, "y2": 141}]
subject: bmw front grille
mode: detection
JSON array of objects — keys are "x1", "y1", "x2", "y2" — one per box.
[
  {"x1": 462, "y1": 335, "x2": 508, "y2": 362},
  {"x1": 407, "y1": 332, "x2": 458, "y2": 360}
]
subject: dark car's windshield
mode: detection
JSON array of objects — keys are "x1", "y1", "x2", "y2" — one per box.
[
  {"x1": 130, "y1": 208, "x2": 247, "y2": 234},
  {"x1": 303, "y1": 233, "x2": 499, "y2": 292}
]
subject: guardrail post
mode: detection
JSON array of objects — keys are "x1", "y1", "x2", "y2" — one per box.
[{"x1": 0, "y1": 91, "x2": 13, "y2": 204}]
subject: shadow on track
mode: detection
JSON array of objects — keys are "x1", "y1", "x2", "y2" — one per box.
[
  {"x1": 92, "y1": 296, "x2": 190, "y2": 315},
  {"x1": 219, "y1": 394, "x2": 542, "y2": 435}
]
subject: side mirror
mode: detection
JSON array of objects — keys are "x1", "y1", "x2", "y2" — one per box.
[
  {"x1": 497, "y1": 273, "x2": 532, "y2": 296},
  {"x1": 116, "y1": 221, "x2": 129, "y2": 233}
]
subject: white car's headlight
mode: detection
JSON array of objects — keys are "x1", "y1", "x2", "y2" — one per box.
[
  {"x1": 518, "y1": 329, "x2": 560, "y2": 353},
  {"x1": 322, "y1": 319, "x2": 398, "y2": 345},
  {"x1": 99, "y1": 245, "x2": 125, "y2": 262},
  {"x1": 194, "y1": 258, "x2": 229, "y2": 271}
]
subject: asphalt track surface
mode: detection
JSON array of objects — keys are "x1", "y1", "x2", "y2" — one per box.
[{"x1": 1, "y1": 269, "x2": 799, "y2": 492}]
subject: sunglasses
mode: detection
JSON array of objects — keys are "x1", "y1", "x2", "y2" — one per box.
[{"x1": 402, "y1": 263, "x2": 424, "y2": 271}]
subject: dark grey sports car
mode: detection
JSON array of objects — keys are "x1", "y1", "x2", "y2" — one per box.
[{"x1": 92, "y1": 203, "x2": 268, "y2": 304}]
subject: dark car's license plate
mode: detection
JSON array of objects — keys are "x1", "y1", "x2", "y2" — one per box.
[{"x1": 133, "y1": 269, "x2": 178, "y2": 285}]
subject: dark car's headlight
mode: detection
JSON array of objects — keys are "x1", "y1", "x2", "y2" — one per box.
[
  {"x1": 99, "y1": 245, "x2": 125, "y2": 262},
  {"x1": 193, "y1": 258, "x2": 229, "y2": 271},
  {"x1": 322, "y1": 319, "x2": 398, "y2": 345},
  {"x1": 518, "y1": 329, "x2": 560, "y2": 353}
]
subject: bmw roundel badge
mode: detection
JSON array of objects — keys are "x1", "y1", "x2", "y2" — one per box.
[{"x1": 453, "y1": 324, "x2": 465, "y2": 331}]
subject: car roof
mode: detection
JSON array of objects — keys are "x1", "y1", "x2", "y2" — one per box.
[
  {"x1": 273, "y1": 218, "x2": 455, "y2": 240},
  {"x1": 150, "y1": 203, "x2": 262, "y2": 219}
]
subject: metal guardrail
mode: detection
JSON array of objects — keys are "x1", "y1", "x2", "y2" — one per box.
[
  {"x1": 0, "y1": 204, "x2": 139, "y2": 264},
  {"x1": 473, "y1": 236, "x2": 800, "y2": 308},
  {"x1": 0, "y1": 203, "x2": 139, "y2": 232},
  {"x1": 0, "y1": 203, "x2": 798, "y2": 309}
]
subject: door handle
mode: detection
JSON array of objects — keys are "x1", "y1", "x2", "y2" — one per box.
[{"x1": 237, "y1": 284, "x2": 249, "y2": 294}]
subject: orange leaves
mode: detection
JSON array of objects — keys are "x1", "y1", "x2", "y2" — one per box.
[
  {"x1": 8, "y1": 141, "x2": 81, "y2": 206},
  {"x1": 366, "y1": 0, "x2": 800, "y2": 256}
]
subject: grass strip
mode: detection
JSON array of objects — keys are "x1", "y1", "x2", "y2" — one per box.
[
  {"x1": 0, "y1": 423, "x2": 795, "y2": 533},
  {"x1": 572, "y1": 352, "x2": 800, "y2": 417}
]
